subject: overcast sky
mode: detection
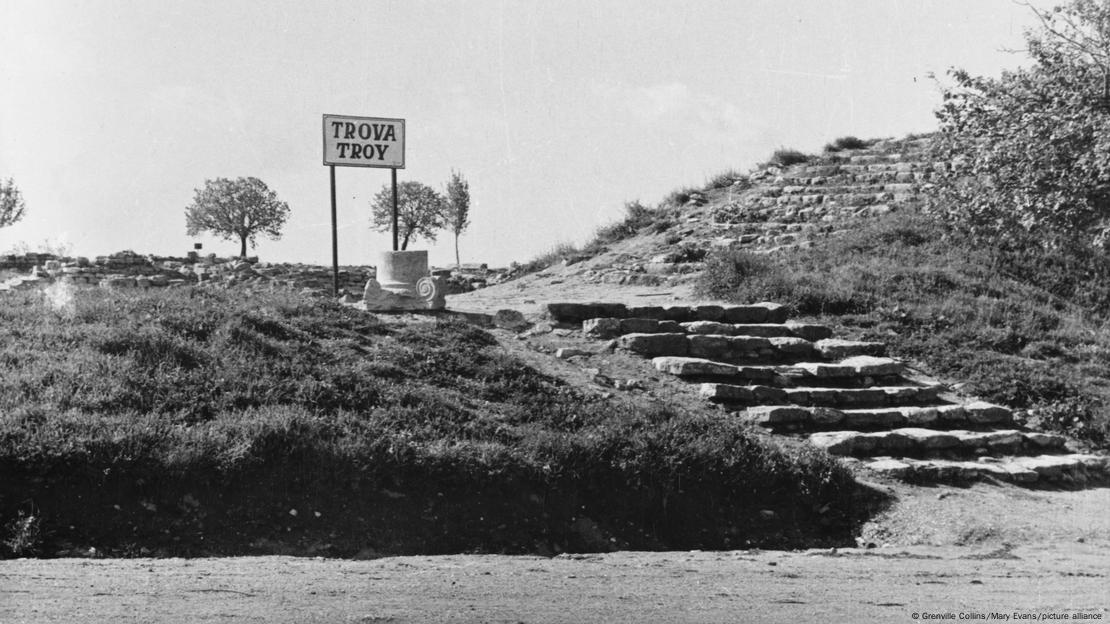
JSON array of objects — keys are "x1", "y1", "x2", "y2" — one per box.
[{"x1": 1, "y1": 1, "x2": 1050, "y2": 267}]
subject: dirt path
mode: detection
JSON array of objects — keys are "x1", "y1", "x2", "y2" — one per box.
[{"x1": 2, "y1": 541, "x2": 1106, "y2": 623}]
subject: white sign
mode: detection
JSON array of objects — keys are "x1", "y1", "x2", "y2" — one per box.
[{"x1": 322, "y1": 114, "x2": 405, "y2": 168}]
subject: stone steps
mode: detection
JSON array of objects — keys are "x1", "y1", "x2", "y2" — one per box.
[
  {"x1": 548, "y1": 302, "x2": 788, "y2": 324},
  {"x1": 617, "y1": 331, "x2": 866, "y2": 362},
  {"x1": 779, "y1": 355, "x2": 904, "y2": 379},
  {"x1": 585, "y1": 318, "x2": 834, "y2": 341},
  {"x1": 701, "y1": 383, "x2": 942, "y2": 409},
  {"x1": 741, "y1": 402, "x2": 1012, "y2": 431},
  {"x1": 809, "y1": 427, "x2": 1066, "y2": 458},
  {"x1": 860, "y1": 454, "x2": 1109, "y2": 485},
  {"x1": 651, "y1": 355, "x2": 905, "y2": 384}
]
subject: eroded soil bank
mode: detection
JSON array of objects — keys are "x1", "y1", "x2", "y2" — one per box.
[{"x1": 2, "y1": 482, "x2": 1107, "y2": 623}]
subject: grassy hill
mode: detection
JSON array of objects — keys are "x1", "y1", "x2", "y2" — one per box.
[{"x1": 0, "y1": 286, "x2": 869, "y2": 557}]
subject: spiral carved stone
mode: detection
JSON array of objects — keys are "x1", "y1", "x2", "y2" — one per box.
[
  {"x1": 417, "y1": 275, "x2": 437, "y2": 297},
  {"x1": 415, "y1": 275, "x2": 444, "y2": 306}
]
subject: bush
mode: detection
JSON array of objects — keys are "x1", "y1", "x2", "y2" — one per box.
[
  {"x1": 594, "y1": 200, "x2": 658, "y2": 243},
  {"x1": 823, "y1": 136, "x2": 869, "y2": 152},
  {"x1": 766, "y1": 149, "x2": 811, "y2": 168},
  {"x1": 664, "y1": 187, "x2": 699, "y2": 206}
]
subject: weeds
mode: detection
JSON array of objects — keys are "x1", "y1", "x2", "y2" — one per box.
[
  {"x1": 705, "y1": 169, "x2": 746, "y2": 190},
  {"x1": 2, "y1": 509, "x2": 42, "y2": 557}
]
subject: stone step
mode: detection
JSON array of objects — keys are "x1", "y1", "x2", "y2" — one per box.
[
  {"x1": 547, "y1": 302, "x2": 787, "y2": 324},
  {"x1": 588, "y1": 318, "x2": 833, "y2": 342},
  {"x1": 808, "y1": 427, "x2": 1065, "y2": 458},
  {"x1": 742, "y1": 401, "x2": 1012, "y2": 431},
  {"x1": 813, "y1": 339, "x2": 885, "y2": 359},
  {"x1": 652, "y1": 356, "x2": 777, "y2": 381},
  {"x1": 624, "y1": 331, "x2": 869, "y2": 362},
  {"x1": 778, "y1": 356, "x2": 904, "y2": 379},
  {"x1": 655, "y1": 355, "x2": 908, "y2": 384},
  {"x1": 701, "y1": 383, "x2": 942, "y2": 408},
  {"x1": 681, "y1": 321, "x2": 833, "y2": 341},
  {"x1": 862, "y1": 454, "x2": 1109, "y2": 485}
]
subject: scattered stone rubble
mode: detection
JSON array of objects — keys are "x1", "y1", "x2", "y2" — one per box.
[
  {"x1": 0, "y1": 250, "x2": 511, "y2": 298},
  {"x1": 545, "y1": 300, "x2": 1109, "y2": 487}
]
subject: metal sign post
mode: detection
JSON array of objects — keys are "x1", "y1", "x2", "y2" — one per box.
[
  {"x1": 329, "y1": 165, "x2": 339, "y2": 295},
  {"x1": 391, "y1": 168, "x2": 399, "y2": 251},
  {"x1": 322, "y1": 114, "x2": 406, "y2": 297}
]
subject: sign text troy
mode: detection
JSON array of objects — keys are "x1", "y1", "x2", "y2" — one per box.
[{"x1": 322, "y1": 115, "x2": 405, "y2": 168}]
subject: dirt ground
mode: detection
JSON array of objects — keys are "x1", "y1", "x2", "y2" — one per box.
[{"x1": 2, "y1": 530, "x2": 1106, "y2": 623}]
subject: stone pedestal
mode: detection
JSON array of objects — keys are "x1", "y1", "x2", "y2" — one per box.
[{"x1": 363, "y1": 250, "x2": 446, "y2": 311}]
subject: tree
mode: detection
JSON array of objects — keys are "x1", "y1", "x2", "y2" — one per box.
[
  {"x1": 0, "y1": 177, "x2": 26, "y2": 229},
  {"x1": 930, "y1": 0, "x2": 1110, "y2": 250},
  {"x1": 185, "y1": 177, "x2": 290, "y2": 257},
  {"x1": 445, "y1": 170, "x2": 471, "y2": 268},
  {"x1": 370, "y1": 181, "x2": 447, "y2": 250}
]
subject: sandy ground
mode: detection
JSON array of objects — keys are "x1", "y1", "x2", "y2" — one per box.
[{"x1": 2, "y1": 541, "x2": 1106, "y2": 623}]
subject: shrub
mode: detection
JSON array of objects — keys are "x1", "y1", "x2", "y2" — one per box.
[
  {"x1": 705, "y1": 170, "x2": 746, "y2": 190},
  {"x1": 823, "y1": 136, "x2": 869, "y2": 152},
  {"x1": 766, "y1": 149, "x2": 811, "y2": 168},
  {"x1": 594, "y1": 200, "x2": 657, "y2": 243},
  {"x1": 664, "y1": 187, "x2": 699, "y2": 206}
]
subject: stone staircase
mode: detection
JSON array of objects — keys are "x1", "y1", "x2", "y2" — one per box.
[
  {"x1": 564, "y1": 136, "x2": 939, "y2": 288},
  {"x1": 708, "y1": 136, "x2": 936, "y2": 253},
  {"x1": 546, "y1": 301, "x2": 1109, "y2": 486}
]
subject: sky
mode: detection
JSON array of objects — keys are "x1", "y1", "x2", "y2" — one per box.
[{"x1": 0, "y1": 0, "x2": 1053, "y2": 268}]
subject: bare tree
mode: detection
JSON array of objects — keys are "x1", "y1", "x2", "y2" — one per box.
[{"x1": 445, "y1": 170, "x2": 471, "y2": 268}]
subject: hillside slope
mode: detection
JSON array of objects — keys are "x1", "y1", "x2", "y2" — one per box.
[{"x1": 451, "y1": 136, "x2": 934, "y2": 312}]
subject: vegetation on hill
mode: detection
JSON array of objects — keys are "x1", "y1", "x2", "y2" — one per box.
[
  {"x1": 0, "y1": 286, "x2": 865, "y2": 557},
  {"x1": 697, "y1": 208, "x2": 1110, "y2": 447},
  {"x1": 931, "y1": 0, "x2": 1110, "y2": 250}
]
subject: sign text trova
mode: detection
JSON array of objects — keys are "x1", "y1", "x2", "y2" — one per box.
[{"x1": 322, "y1": 114, "x2": 405, "y2": 168}]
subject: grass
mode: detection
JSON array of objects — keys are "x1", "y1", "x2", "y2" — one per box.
[
  {"x1": 696, "y1": 209, "x2": 1110, "y2": 446},
  {"x1": 0, "y1": 286, "x2": 863, "y2": 555},
  {"x1": 704, "y1": 170, "x2": 747, "y2": 191},
  {"x1": 517, "y1": 201, "x2": 678, "y2": 274}
]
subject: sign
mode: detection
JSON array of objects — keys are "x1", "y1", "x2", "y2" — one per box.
[{"x1": 322, "y1": 114, "x2": 405, "y2": 168}]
